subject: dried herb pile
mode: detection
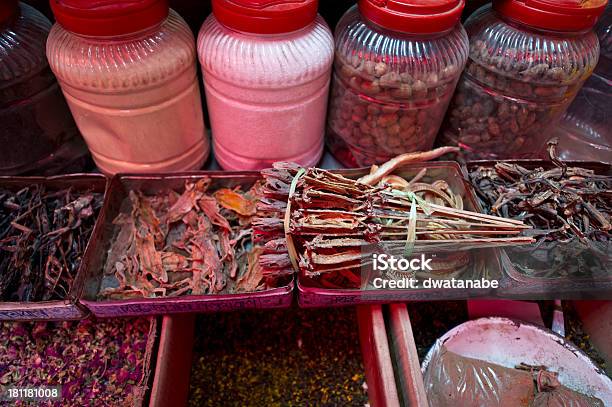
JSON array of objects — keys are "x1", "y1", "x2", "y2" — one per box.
[
  {"x1": 101, "y1": 179, "x2": 268, "y2": 299},
  {"x1": 469, "y1": 141, "x2": 611, "y2": 278},
  {"x1": 0, "y1": 186, "x2": 102, "y2": 302},
  {"x1": 189, "y1": 307, "x2": 368, "y2": 406},
  {"x1": 254, "y1": 149, "x2": 532, "y2": 288},
  {"x1": 0, "y1": 318, "x2": 152, "y2": 406}
]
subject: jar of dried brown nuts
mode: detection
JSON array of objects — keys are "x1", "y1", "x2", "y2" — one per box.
[
  {"x1": 438, "y1": 0, "x2": 606, "y2": 160},
  {"x1": 326, "y1": 0, "x2": 468, "y2": 167}
]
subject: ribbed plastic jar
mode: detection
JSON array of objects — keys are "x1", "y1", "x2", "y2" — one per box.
[
  {"x1": 198, "y1": 0, "x2": 334, "y2": 170},
  {"x1": 47, "y1": 0, "x2": 208, "y2": 175},
  {"x1": 439, "y1": 0, "x2": 605, "y2": 160},
  {"x1": 326, "y1": 0, "x2": 469, "y2": 167},
  {"x1": 0, "y1": 1, "x2": 82, "y2": 175},
  {"x1": 554, "y1": 3, "x2": 612, "y2": 162}
]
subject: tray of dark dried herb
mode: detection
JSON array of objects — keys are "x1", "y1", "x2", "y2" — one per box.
[
  {"x1": 0, "y1": 317, "x2": 157, "y2": 406},
  {"x1": 188, "y1": 306, "x2": 369, "y2": 406},
  {"x1": 79, "y1": 173, "x2": 293, "y2": 317},
  {"x1": 256, "y1": 158, "x2": 519, "y2": 307},
  {"x1": 0, "y1": 175, "x2": 106, "y2": 320},
  {"x1": 466, "y1": 141, "x2": 612, "y2": 295}
]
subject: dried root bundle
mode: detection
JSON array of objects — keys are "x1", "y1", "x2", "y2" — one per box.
[{"x1": 254, "y1": 148, "x2": 533, "y2": 287}]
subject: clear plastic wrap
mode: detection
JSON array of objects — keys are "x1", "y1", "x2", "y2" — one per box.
[
  {"x1": 424, "y1": 346, "x2": 536, "y2": 406},
  {"x1": 423, "y1": 346, "x2": 606, "y2": 406},
  {"x1": 421, "y1": 318, "x2": 612, "y2": 407}
]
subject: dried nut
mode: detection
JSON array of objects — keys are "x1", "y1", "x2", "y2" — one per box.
[
  {"x1": 388, "y1": 136, "x2": 401, "y2": 148},
  {"x1": 382, "y1": 105, "x2": 399, "y2": 114},
  {"x1": 361, "y1": 80, "x2": 381, "y2": 94},
  {"x1": 353, "y1": 104, "x2": 367, "y2": 118},
  {"x1": 328, "y1": 56, "x2": 462, "y2": 166},
  {"x1": 391, "y1": 84, "x2": 412, "y2": 98},
  {"x1": 340, "y1": 64, "x2": 356, "y2": 79},
  {"x1": 377, "y1": 113, "x2": 398, "y2": 127},
  {"x1": 367, "y1": 105, "x2": 381, "y2": 115},
  {"x1": 379, "y1": 72, "x2": 401, "y2": 88},
  {"x1": 412, "y1": 80, "x2": 427, "y2": 98},
  {"x1": 387, "y1": 124, "x2": 401, "y2": 137},
  {"x1": 399, "y1": 115, "x2": 415, "y2": 129},
  {"x1": 416, "y1": 110, "x2": 428, "y2": 125},
  {"x1": 363, "y1": 60, "x2": 377, "y2": 76},
  {"x1": 441, "y1": 37, "x2": 594, "y2": 159},
  {"x1": 400, "y1": 72, "x2": 414, "y2": 83},
  {"x1": 374, "y1": 62, "x2": 389, "y2": 77}
]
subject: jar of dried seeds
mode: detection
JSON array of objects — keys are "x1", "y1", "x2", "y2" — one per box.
[
  {"x1": 326, "y1": 0, "x2": 468, "y2": 167},
  {"x1": 439, "y1": 0, "x2": 607, "y2": 160}
]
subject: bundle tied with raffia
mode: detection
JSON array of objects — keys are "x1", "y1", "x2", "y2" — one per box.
[{"x1": 253, "y1": 147, "x2": 535, "y2": 287}]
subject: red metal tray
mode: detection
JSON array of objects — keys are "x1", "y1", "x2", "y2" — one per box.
[
  {"x1": 149, "y1": 314, "x2": 195, "y2": 407},
  {"x1": 0, "y1": 174, "x2": 107, "y2": 321},
  {"x1": 570, "y1": 300, "x2": 612, "y2": 376},
  {"x1": 357, "y1": 305, "x2": 402, "y2": 407},
  {"x1": 386, "y1": 303, "x2": 429, "y2": 406},
  {"x1": 297, "y1": 162, "x2": 501, "y2": 308},
  {"x1": 78, "y1": 172, "x2": 293, "y2": 318}
]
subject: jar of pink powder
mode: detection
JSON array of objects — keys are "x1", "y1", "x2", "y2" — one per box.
[
  {"x1": 327, "y1": 0, "x2": 469, "y2": 167},
  {"x1": 47, "y1": 0, "x2": 209, "y2": 175},
  {"x1": 198, "y1": 0, "x2": 334, "y2": 170}
]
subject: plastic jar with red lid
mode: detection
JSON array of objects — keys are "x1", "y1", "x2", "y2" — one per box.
[
  {"x1": 326, "y1": 0, "x2": 469, "y2": 168},
  {"x1": 47, "y1": 0, "x2": 208, "y2": 175},
  {"x1": 0, "y1": 1, "x2": 86, "y2": 175},
  {"x1": 197, "y1": 0, "x2": 334, "y2": 170},
  {"x1": 438, "y1": 0, "x2": 607, "y2": 160}
]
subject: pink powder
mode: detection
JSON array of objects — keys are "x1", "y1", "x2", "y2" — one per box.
[
  {"x1": 47, "y1": 10, "x2": 208, "y2": 175},
  {"x1": 198, "y1": 15, "x2": 334, "y2": 170}
]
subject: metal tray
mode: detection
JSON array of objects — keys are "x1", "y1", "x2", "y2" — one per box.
[
  {"x1": 464, "y1": 160, "x2": 612, "y2": 298},
  {"x1": 0, "y1": 174, "x2": 107, "y2": 320},
  {"x1": 297, "y1": 161, "x2": 502, "y2": 307},
  {"x1": 78, "y1": 172, "x2": 293, "y2": 318}
]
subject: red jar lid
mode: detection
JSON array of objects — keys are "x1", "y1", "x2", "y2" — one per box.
[
  {"x1": 494, "y1": 0, "x2": 608, "y2": 32},
  {"x1": 0, "y1": 0, "x2": 18, "y2": 25},
  {"x1": 50, "y1": 0, "x2": 170, "y2": 36},
  {"x1": 358, "y1": 0, "x2": 465, "y2": 34},
  {"x1": 212, "y1": 0, "x2": 318, "y2": 34}
]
